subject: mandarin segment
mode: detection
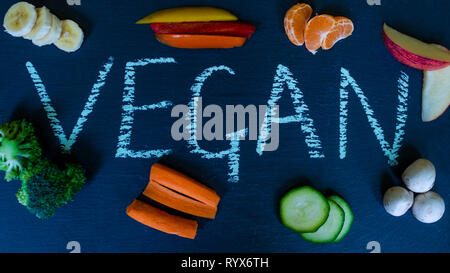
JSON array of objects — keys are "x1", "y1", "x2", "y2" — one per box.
[
  {"x1": 322, "y1": 16, "x2": 354, "y2": 50},
  {"x1": 304, "y1": 14, "x2": 336, "y2": 54},
  {"x1": 284, "y1": 3, "x2": 313, "y2": 46}
]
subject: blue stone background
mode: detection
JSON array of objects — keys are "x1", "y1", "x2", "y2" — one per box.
[{"x1": 0, "y1": 0, "x2": 448, "y2": 252}]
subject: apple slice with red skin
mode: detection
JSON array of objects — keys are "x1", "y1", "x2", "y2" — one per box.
[
  {"x1": 422, "y1": 65, "x2": 450, "y2": 122},
  {"x1": 382, "y1": 23, "x2": 450, "y2": 71},
  {"x1": 150, "y1": 21, "x2": 256, "y2": 38}
]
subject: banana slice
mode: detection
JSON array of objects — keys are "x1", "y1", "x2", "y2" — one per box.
[
  {"x1": 23, "y1": 6, "x2": 52, "y2": 40},
  {"x1": 32, "y1": 14, "x2": 62, "y2": 47},
  {"x1": 3, "y1": 2, "x2": 37, "y2": 37},
  {"x1": 54, "y1": 19, "x2": 84, "y2": 52}
]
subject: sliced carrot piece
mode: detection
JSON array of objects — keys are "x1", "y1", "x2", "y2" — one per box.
[
  {"x1": 126, "y1": 199, "x2": 198, "y2": 239},
  {"x1": 284, "y1": 3, "x2": 313, "y2": 46},
  {"x1": 155, "y1": 34, "x2": 247, "y2": 49},
  {"x1": 151, "y1": 22, "x2": 256, "y2": 38},
  {"x1": 304, "y1": 14, "x2": 336, "y2": 54},
  {"x1": 149, "y1": 163, "x2": 220, "y2": 207},
  {"x1": 322, "y1": 16, "x2": 354, "y2": 50},
  {"x1": 144, "y1": 181, "x2": 218, "y2": 219}
]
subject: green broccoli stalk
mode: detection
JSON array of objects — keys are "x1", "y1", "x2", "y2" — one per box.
[
  {"x1": 16, "y1": 160, "x2": 86, "y2": 219},
  {"x1": 0, "y1": 120, "x2": 42, "y2": 182}
]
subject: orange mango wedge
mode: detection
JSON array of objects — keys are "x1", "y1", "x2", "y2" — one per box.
[{"x1": 137, "y1": 7, "x2": 238, "y2": 24}]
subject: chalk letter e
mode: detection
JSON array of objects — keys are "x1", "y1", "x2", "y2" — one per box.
[{"x1": 115, "y1": 58, "x2": 176, "y2": 158}]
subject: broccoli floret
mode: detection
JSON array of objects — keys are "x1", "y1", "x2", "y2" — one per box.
[
  {"x1": 0, "y1": 120, "x2": 42, "y2": 182},
  {"x1": 16, "y1": 160, "x2": 86, "y2": 219},
  {"x1": 0, "y1": 119, "x2": 87, "y2": 218}
]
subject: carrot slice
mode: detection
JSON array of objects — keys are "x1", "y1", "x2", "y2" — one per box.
[
  {"x1": 126, "y1": 199, "x2": 198, "y2": 239},
  {"x1": 155, "y1": 34, "x2": 247, "y2": 49},
  {"x1": 151, "y1": 22, "x2": 256, "y2": 38},
  {"x1": 304, "y1": 15, "x2": 336, "y2": 54},
  {"x1": 322, "y1": 16, "x2": 354, "y2": 50},
  {"x1": 149, "y1": 163, "x2": 220, "y2": 208},
  {"x1": 143, "y1": 181, "x2": 218, "y2": 219}
]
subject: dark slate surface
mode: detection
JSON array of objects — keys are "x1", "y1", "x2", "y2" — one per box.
[{"x1": 0, "y1": 0, "x2": 448, "y2": 253}]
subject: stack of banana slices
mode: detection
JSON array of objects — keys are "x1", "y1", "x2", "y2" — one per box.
[{"x1": 3, "y1": 2, "x2": 84, "y2": 53}]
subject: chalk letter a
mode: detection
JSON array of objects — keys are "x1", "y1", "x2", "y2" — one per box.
[{"x1": 257, "y1": 64, "x2": 324, "y2": 158}]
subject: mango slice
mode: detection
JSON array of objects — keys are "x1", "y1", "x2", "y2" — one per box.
[{"x1": 136, "y1": 7, "x2": 238, "y2": 24}]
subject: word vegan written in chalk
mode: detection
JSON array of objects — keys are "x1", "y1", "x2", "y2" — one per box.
[{"x1": 25, "y1": 56, "x2": 409, "y2": 183}]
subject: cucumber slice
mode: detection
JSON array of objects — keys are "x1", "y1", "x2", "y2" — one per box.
[
  {"x1": 300, "y1": 199, "x2": 345, "y2": 244},
  {"x1": 280, "y1": 186, "x2": 330, "y2": 233},
  {"x1": 328, "y1": 195, "x2": 354, "y2": 242}
]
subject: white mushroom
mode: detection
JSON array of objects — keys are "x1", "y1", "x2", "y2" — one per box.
[
  {"x1": 402, "y1": 158, "x2": 436, "y2": 193},
  {"x1": 412, "y1": 191, "x2": 445, "y2": 223},
  {"x1": 383, "y1": 186, "x2": 414, "y2": 217}
]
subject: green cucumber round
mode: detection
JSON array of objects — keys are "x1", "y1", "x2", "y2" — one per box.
[
  {"x1": 300, "y1": 199, "x2": 345, "y2": 244},
  {"x1": 328, "y1": 195, "x2": 354, "y2": 242},
  {"x1": 280, "y1": 186, "x2": 330, "y2": 233}
]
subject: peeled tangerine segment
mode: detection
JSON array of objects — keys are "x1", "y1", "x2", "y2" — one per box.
[
  {"x1": 383, "y1": 23, "x2": 450, "y2": 63},
  {"x1": 283, "y1": 3, "x2": 313, "y2": 46},
  {"x1": 23, "y1": 6, "x2": 52, "y2": 40},
  {"x1": 322, "y1": 17, "x2": 354, "y2": 50},
  {"x1": 137, "y1": 7, "x2": 238, "y2": 24},
  {"x1": 155, "y1": 34, "x2": 246, "y2": 49},
  {"x1": 304, "y1": 15, "x2": 336, "y2": 54},
  {"x1": 422, "y1": 66, "x2": 450, "y2": 122},
  {"x1": 3, "y1": 1, "x2": 37, "y2": 37}
]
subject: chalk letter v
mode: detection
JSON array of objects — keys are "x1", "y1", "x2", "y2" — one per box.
[{"x1": 25, "y1": 57, "x2": 114, "y2": 153}]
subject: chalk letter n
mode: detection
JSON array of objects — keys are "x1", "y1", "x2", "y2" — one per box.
[{"x1": 339, "y1": 68, "x2": 409, "y2": 166}]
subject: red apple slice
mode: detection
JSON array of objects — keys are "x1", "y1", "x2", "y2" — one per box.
[
  {"x1": 422, "y1": 66, "x2": 450, "y2": 122},
  {"x1": 383, "y1": 23, "x2": 450, "y2": 71},
  {"x1": 150, "y1": 21, "x2": 256, "y2": 38}
]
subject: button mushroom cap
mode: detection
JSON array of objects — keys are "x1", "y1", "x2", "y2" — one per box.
[
  {"x1": 412, "y1": 191, "x2": 445, "y2": 224},
  {"x1": 383, "y1": 186, "x2": 414, "y2": 217},
  {"x1": 402, "y1": 158, "x2": 436, "y2": 193}
]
